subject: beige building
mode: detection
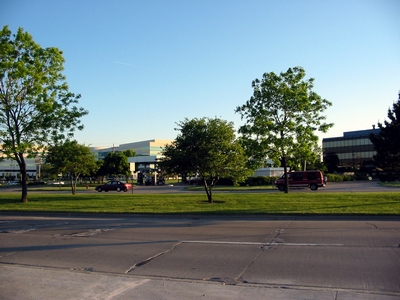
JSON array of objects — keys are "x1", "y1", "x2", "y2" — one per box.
[{"x1": 91, "y1": 139, "x2": 172, "y2": 174}]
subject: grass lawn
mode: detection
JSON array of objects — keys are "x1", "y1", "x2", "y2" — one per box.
[{"x1": 0, "y1": 192, "x2": 399, "y2": 215}]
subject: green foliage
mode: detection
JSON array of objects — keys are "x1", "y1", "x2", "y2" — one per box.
[
  {"x1": 244, "y1": 176, "x2": 277, "y2": 186},
  {"x1": 0, "y1": 26, "x2": 88, "y2": 202},
  {"x1": 210, "y1": 176, "x2": 279, "y2": 186},
  {"x1": 370, "y1": 95, "x2": 400, "y2": 180},
  {"x1": 214, "y1": 176, "x2": 277, "y2": 186},
  {"x1": 94, "y1": 159, "x2": 106, "y2": 180},
  {"x1": 122, "y1": 149, "x2": 136, "y2": 157},
  {"x1": 102, "y1": 151, "x2": 130, "y2": 178},
  {"x1": 160, "y1": 117, "x2": 253, "y2": 202},
  {"x1": 39, "y1": 163, "x2": 58, "y2": 180},
  {"x1": 326, "y1": 174, "x2": 355, "y2": 182},
  {"x1": 354, "y1": 172, "x2": 371, "y2": 181},
  {"x1": 236, "y1": 66, "x2": 333, "y2": 193},
  {"x1": 45, "y1": 140, "x2": 98, "y2": 194}
]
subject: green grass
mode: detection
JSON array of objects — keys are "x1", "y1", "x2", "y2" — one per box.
[
  {"x1": 186, "y1": 185, "x2": 276, "y2": 191},
  {"x1": 380, "y1": 182, "x2": 400, "y2": 188},
  {"x1": 0, "y1": 192, "x2": 399, "y2": 215}
]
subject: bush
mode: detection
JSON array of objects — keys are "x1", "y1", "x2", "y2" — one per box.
[
  {"x1": 342, "y1": 174, "x2": 355, "y2": 181},
  {"x1": 326, "y1": 174, "x2": 355, "y2": 182},
  {"x1": 354, "y1": 172, "x2": 370, "y2": 180},
  {"x1": 242, "y1": 176, "x2": 277, "y2": 186},
  {"x1": 377, "y1": 172, "x2": 400, "y2": 182},
  {"x1": 27, "y1": 181, "x2": 46, "y2": 186},
  {"x1": 216, "y1": 178, "x2": 234, "y2": 186},
  {"x1": 216, "y1": 176, "x2": 278, "y2": 186},
  {"x1": 326, "y1": 174, "x2": 341, "y2": 182}
]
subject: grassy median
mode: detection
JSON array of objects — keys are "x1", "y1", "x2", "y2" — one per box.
[{"x1": 0, "y1": 192, "x2": 399, "y2": 215}]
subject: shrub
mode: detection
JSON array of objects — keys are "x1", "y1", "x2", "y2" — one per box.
[
  {"x1": 216, "y1": 176, "x2": 278, "y2": 186},
  {"x1": 242, "y1": 176, "x2": 277, "y2": 186},
  {"x1": 326, "y1": 174, "x2": 355, "y2": 182},
  {"x1": 377, "y1": 172, "x2": 400, "y2": 182}
]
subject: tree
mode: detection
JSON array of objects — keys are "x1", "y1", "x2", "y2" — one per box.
[
  {"x1": 45, "y1": 140, "x2": 98, "y2": 194},
  {"x1": 0, "y1": 26, "x2": 88, "y2": 202},
  {"x1": 37, "y1": 163, "x2": 55, "y2": 180},
  {"x1": 370, "y1": 94, "x2": 400, "y2": 180},
  {"x1": 324, "y1": 153, "x2": 340, "y2": 173},
  {"x1": 102, "y1": 151, "x2": 131, "y2": 179},
  {"x1": 122, "y1": 149, "x2": 136, "y2": 158},
  {"x1": 160, "y1": 117, "x2": 252, "y2": 203},
  {"x1": 286, "y1": 144, "x2": 323, "y2": 171},
  {"x1": 235, "y1": 66, "x2": 333, "y2": 193}
]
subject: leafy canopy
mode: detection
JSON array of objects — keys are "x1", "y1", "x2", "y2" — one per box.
[
  {"x1": 161, "y1": 117, "x2": 252, "y2": 203},
  {"x1": 45, "y1": 140, "x2": 98, "y2": 194},
  {"x1": 102, "y1": 151, "x2": 131, "y2": 178},
  {"x1": 370, "y1": 94, "x2": 400, "y2": 178},
  {"x1": 0, "y1": 26, "x2": 88, "y2": 202},
  {"x1": 235, "y1": 66, "x2": 333, "y2": 192}
]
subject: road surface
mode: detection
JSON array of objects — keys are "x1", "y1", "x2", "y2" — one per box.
[{"x1": 1, "y1": 213, "x2": 399, "y2": 299}]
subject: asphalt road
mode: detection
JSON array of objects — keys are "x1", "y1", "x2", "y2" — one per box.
[
  {"x1": 130, "y1": 180, "x2": 399, "y2": 194},
  {"x1": 1, "y1": 212, "x2": 399, "y2": 299},
  {"x1": 5, "y1": 179, "x2": 397, "y2": 194}
]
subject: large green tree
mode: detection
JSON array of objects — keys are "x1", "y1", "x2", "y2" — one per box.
[
  {"x1": 0, "y1": 26, "x2": 88, "y2": 202},
  {"x1": 45, "y1": 140, "x2": 98, "y2": 194},
  {"x1": 160, "y1": 117, "x2": 252, "y2": 203},
  {"x1": 102, "y1": 151, "x2": 131, "y2": 179},
  {"x1": 370, "y1": 95, "x2": 400, "y2": 180},
  {"x1": 235, "y1": 66, "x2": 333, "y2": 193}
]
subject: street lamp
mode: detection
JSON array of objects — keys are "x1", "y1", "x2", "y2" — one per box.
[{"x1": 35, "y1": 156, "x2": 42, "y2": 181}]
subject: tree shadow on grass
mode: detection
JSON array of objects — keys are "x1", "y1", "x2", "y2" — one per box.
[{"x1": 197, "y1": 200, "x2": 226, "y2": 204}]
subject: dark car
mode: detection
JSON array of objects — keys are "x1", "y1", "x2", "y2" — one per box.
[
  {"x1": 95, "y1": 181, "x2": 133, "y2": 192},
  {"x1": 275, "y1": 170, "x2": 326, "y2": 191}
]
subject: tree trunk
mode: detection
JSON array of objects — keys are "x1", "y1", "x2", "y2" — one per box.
[
  {"x1": 207, "y1": 187, "x2": 213, "y2": 203},
  {"x1": 17, "y1": 154, "x2": 28, "y2": 202},
  {"x1": 71, "y1": 175, "x2": 77, "y2": 195},
  {"x1": 282, "y1": 155, "x2": 289, "y2": 194},
  {"x1": 203, "y1": 179, "x2": 213, "y2": 203}
]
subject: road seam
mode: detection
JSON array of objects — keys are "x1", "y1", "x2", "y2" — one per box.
[{"x1": 125, "y1": 242, "x2": 182, "y2": 274}]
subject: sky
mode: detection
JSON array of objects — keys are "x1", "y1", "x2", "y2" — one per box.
[{"x1": 2, "y1": 0, "x2": 400, "y2": 148}]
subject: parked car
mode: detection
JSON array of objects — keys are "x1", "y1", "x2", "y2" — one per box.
[
  {"x1": 47, "y1": 181, "x2": 65, "y2": 185},
  {"x1": 6, "y1": 181, "x2": 19, "y2": 185},
  {"x1": 95, "y1": 181, "x2": 132, "y2": 192},
  {"x1": 275, "y1": 170, "x2": 326, "y2": 191},
  {"x1": 144, "y1": 176, "x2": 153, "y2": 186},
  {"x1": 189, "y1": 177, "x2": 201, "y2": 184}
]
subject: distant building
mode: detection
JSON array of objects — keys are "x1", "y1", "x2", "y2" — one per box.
[
  {"x1": 322, "y1": 128, "x2": 380, "y2": 172},
  {"x1": 91, "y1": 139, "x2": 171, "y2": 158},
  {"x1": 0, "y1": 157, "x2": 37, "y2": 182},
  {"x1": 0, "y1": 140, "x2": 171, "y2": 182},
  {"x1": 252, "y1": 168, "x2": 284, "y2": 177},
  {"x1": 91, "y1": 139, "x2": 172, "y2": 174}
]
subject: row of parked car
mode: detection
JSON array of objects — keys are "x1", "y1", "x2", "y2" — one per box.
[
  {"x1": 2, "y1": 171, "x2": 327, "y2": 192},
  {"x1": 94, "y1": 171, "x2": 327, "y2": 192},
  {"x1": 1, "y1": 181, "x2": 65, "y2": 186}
]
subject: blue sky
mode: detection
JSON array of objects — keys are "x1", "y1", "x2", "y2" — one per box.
[{"x1": 2, "y1": 0, "x2": 400, "y2": 148}]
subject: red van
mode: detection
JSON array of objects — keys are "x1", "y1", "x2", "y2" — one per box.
[{"x1": 275, "y1": 170, "x2": 326, "y2": 191}]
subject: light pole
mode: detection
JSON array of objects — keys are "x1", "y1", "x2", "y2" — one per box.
[{"x1": 35, "y1": 157, "x2": 42, "y2": 181}]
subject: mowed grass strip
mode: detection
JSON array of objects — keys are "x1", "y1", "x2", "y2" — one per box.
[{"x1": 0, "y1": 192, "x2": 399, "y2": 215}]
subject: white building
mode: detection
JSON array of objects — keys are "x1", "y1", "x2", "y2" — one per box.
[
  {"x1": 91, "y1": 139, "x2": 172, "y2": 174},
  {"x1": 0, "y1": 157, "x2": 37, "y2": 181},
  {"x1": 0, "y1": 138, "x2": 284, "y2": 181}
]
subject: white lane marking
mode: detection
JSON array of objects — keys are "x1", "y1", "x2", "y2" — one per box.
[{"x1": 102, "y1": 279, "x2": 151, "y2": 300}]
